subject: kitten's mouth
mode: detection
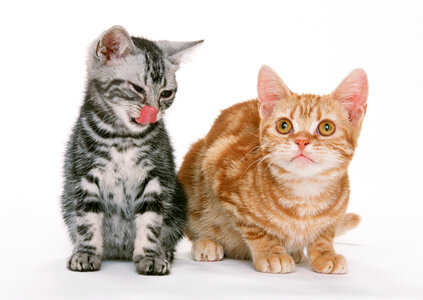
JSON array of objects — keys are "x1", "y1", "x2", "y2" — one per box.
[
  {"x1": 131, "y1": 106, "x2": 158, "y2": 125},
  {"x1": 291, "y1": 154, "x2": 314, "y2": 163},
  {"x1": 130, "y1": 117, "x2": 147, "y2": 126}
]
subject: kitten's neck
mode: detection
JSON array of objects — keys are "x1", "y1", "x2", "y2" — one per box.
[{"x1": 266, "y1": 163, "x2": 348, "y2": 199}]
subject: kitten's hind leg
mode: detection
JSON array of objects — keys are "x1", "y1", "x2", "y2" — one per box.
[
  {"x1": 192, "y1": 239, "x2": 224, "y2": 262},
  {"x1": 289, "y1": 248, "x2": 305, "y2": 264}
]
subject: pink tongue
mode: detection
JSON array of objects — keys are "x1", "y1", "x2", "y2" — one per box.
[{"x1": 135, "y1": 106, "x2": 158, "y2": 124}]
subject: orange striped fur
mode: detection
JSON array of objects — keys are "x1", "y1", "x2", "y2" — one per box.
[{"x1": 178, "y1": 66, "x2": 368, "y2": 274}]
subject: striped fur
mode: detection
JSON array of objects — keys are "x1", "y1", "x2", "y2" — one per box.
[
  {"x1": 179, "y1": 66, "x2": 367, "y2": 274},
  {"x1": 61, "y1": 26, "x2": 202, "y2": 275}
]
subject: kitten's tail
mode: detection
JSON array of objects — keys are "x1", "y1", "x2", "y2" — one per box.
[{"x1": 335, "y1": 213, "x2": 361, "y2": 236}]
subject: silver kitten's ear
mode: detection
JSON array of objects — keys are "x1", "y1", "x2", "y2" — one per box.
[
  {"x1": 95, "y1": 25, "x2": 135, "y2": 63},
  {"x1": 156, "y1": 40, "x2": 204, "y2": 65}
]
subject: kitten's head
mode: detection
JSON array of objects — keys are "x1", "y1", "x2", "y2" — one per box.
[
  {"x1": 257, "y1": 66, "x2": 368, "y2": 178},
  {"x1": 86, "y1": 25, "x2": 202, "y2": 131}
]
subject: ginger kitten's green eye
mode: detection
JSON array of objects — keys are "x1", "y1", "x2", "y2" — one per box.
[
  {"x1": 276, "y1": 119, "x2": 293, "y2": 134},
  {"x1": 317, "y1": 120, "x2": 336, "y2": 136}
]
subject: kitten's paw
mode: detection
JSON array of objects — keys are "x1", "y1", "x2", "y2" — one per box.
[
  {"x1": 67, "y1": 253, "x2": 101, "y2": 272},
  {"x1": 134, "y1": 256, "x2": 170, "y2": 276},
  {"x1": 165, "y1": 250, "x2": 174, "y2": 263},
  {"x1": 311, "y1": 253, "x2": 348, "y2": 274},
  {"x1": 192, "y1": 239, "x2": 224, "y2": 262},
  {"x1": 254, "y1": 253, "x2": 295, "y2": 274},
  {"x1": 289, "y1": 249, "x2": 305, "y2": 264}
]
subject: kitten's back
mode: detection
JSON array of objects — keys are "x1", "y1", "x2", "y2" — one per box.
[{"x1": 203, "y1": 100, "x2": 260, "y2": 148}]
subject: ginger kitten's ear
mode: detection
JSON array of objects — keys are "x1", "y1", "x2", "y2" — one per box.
[
  {"x1": 95, "y1": 25, "x2": 135, "y2": 64},
  {"x1": 257, "y1": 65, "x2": 291, "y2": 118},
  {"x1": 332, "y1": 68, "x2": 369, "y2": 126}
]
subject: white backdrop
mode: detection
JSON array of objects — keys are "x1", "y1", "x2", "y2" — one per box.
[{"x1": 1, "y1": 0, "x2": 422, "y2": 299}]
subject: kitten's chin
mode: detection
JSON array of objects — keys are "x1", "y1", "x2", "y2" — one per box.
[
  {"x1": 125, "y1": 113, "x2": 164, "y2": 132},
  {"x1": 127, "y1": 116, "x2": 145, "y2": 125},
  {"x1": 128, "y1": 111, "x2": 164, "y2": 126},
  {"x1": 291, "y1": 165, "x2": 321, "y2": 177},
  {"x1": 273, "y1": 159, "x2": 324, "y2": 178},
  {"x1": 129, "y1": 117, "x2": 157, "y2": 126},
  {"x1": 291, "y1": 155, "x2": 314, "y2": 164},
  {"x1": 125, "y1": 117, "x2": 150, "y2": 132}
]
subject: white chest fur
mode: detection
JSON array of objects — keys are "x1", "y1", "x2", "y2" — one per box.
[
  {"x1": 275, "y1": 189, "x2": 347, "y2": 251},
  {"x1": 92, "y1": 145, "x2": 152, "y2": 205}
]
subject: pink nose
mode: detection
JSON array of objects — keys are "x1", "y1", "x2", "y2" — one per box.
[{"x1": 295, "y1": 139, "x2": 309, "y2": 151}]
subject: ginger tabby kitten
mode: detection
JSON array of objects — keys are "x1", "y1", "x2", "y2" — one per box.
[{"x1": 178, "y1": 66, "x2": 367, "y2": 274}]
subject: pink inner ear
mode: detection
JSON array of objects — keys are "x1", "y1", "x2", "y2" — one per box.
[
  {"x1": 98, "y1": 26, "x2": 132, "y2": 62},
  {"x1": 332, "y1": 68, "x2": 368, "y2": 125},
  {"x1": 257, "y1": 66, "x2": 290, "y2": 118}
]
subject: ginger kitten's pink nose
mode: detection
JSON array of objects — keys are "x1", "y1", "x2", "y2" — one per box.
[{"x1": 295, "y1": 139, "x2": 309, "y2": 151}]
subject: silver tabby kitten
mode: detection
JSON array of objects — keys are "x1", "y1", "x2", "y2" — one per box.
[{"x1": 61, "y1": 25, "x2": 202, "y2": 275}]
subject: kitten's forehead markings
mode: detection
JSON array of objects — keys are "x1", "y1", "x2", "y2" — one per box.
[
  {"x1": 286, "y1": 95, "x2": 322, "y2": 121},
  {"x1": 131, "y1": 37, "x2": 165, "y2": 85}
]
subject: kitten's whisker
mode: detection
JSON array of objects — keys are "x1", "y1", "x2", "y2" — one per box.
[
  {"x1": 253, "y1": 153, "x2": 273, "y2": 174},
  {"x1": 265, "y1": 156, "x2": 276, "y2": 173},
  {"x1": 241, "y1": 145, "x2": 261, "y2": 161},
  {"x1": 243, "y1": 152, "x2": 272, "y2": 175}
]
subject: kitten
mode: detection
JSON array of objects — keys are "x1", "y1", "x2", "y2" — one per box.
[
  {"x1": 178, "y1": 66, "x2": 367, "y2": 274},
  {"x1": 61, "y1": 25, "x2": 202, "y2": 275}
]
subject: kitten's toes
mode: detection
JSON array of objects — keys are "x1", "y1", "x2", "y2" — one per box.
[
  {"x1": 311, "y1": 253, "x2": 348, "y2": 274},
  {"x1": 134, "y1": 256, "x2": 170, "y2": 276},
  {"x1": 254, "y1": 253, "x2": 295, "y2": 274},
  {"x1": 165, "y1": 250, "x2": 175, "y2": 263},
  {"x1": 67, "y1": 252, "x2": 101, "y2": 272},
  {"x1": 289, "y1": 249, "x2": 305, "y2": 264},
  {"x1": 192, "y1": 239, "x2": 224, "y2": 262}
]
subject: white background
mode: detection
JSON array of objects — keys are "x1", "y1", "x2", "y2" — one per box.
[{"x1": 1, "y1": 0, "x2": 422, "y2": 299}]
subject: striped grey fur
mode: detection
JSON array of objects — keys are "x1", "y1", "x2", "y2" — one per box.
[{"x1": 61, "y1": 25, "x2": 202, "y2": 275}]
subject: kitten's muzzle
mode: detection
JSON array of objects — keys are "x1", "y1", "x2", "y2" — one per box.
[{"x1": 134, "y1": 106, "x2": 158, "y2": 124}]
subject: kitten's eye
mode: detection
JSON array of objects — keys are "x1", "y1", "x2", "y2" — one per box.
[
  {"x1": 276, "y1": 119, "x2": 293, "y2": 134},
  {"x1": 130, "y1": 83, "x2": 145, "y2": 95},
  {"x1": 160, "y1": 90, "x2": 174, "y2": 99},
  {"x1": 317, "y1": 120, "x2": 336, "y2": 136}
]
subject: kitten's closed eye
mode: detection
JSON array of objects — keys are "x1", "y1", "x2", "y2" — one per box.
[{"x1": 130, "y1": 82, "x2": 145, "y2": 95}]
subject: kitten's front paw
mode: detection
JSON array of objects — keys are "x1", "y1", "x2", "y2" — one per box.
[
  {"x1": 134, "y1": 256, "x2": 170, "y2": 276},
  {"x1": 254, "y1": 253, "x2": 295, "y2": 274},
  {"x1": 192, "y1": 239, "x2": 224, "y2": 262},
  {"x1": 311, "y1": 253, "x2": 347, "y2": 274},
  {"x1": 67, "y1": 253, "x2": 101, "y2": 272}
]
